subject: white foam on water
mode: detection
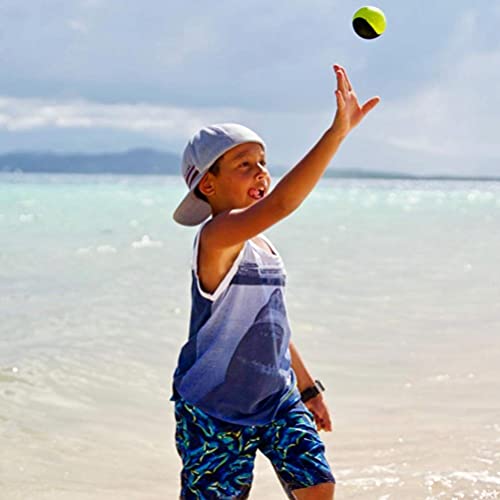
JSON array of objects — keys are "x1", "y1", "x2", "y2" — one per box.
[
  {"x1": 423, "y1": 469, "x2": 500, "y2": 500},
  {"x1": 362, "y1": 464, "x2": 397, "y2": 475},
  {"x1": 468, "y1": 191, "x2": 481, "y2": 203},
  {"x1": 132, "y1": 235, "x2": 163, "y2": 249},
  {"x1": 96, "y1": 245, "x2": 117, "y2": 254},
  {"x1": 342, "y1": 476, "x2": 402, "y2": 489},
  {"x1": 427, "y1": 374, "x2": 450, "y2": 383},
  {"x1": 450, "y1": 471, "x2": 500, "y2": 486},
  {"x1": 19, "y1": 213, "x2": 35, "y2": 222},
  {"x1": 472, "y1": 456, "x2": 494, "y2": 465},
  {"x1": 20, "y1": 199, "x2": 37, "y2": 207},
  {"x1": 76, "y1": 247, "x2": 93, "y2": 255}
]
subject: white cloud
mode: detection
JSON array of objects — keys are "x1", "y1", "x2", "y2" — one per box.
[
  {"x1": 354, "y1": 9, "x2": 500, "y2": 174},
  {"x1": 0, "y1": 95, "x2": 323, "y2": 156},
  {"x1": 67, "y1": 19, "x2": 88, "y2": 34},
  {"x1": 1, "y1": 2, "x2": 499, "y2": 175},
  {"x1": 0, "y1": 96, "x2": 226, "y2": 138}
]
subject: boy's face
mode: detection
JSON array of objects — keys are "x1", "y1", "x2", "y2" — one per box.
[{"x1": 202, "y1": 142, "x2": 271, "y2": 213}]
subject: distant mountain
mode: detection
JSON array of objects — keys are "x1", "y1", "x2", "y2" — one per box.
[
  {"x1": 0, "y1": 150, "x2": 498, "y2": 181},
  {"x1": 0, "y1": 149, "x2": 180, "y2": 175}
]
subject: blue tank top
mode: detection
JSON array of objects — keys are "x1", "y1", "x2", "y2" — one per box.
[{"x1": 172, "y1": 225, "x2": 300, "y2": 425}]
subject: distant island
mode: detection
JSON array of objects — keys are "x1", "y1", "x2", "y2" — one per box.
[
  {"x1": 0, "y1": 150, "x2": 499, "y2": 181},
  {"x1": 0, "y1": 149, "x2": 179, "y2": 175}
]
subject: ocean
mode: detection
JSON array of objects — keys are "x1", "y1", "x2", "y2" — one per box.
[{"x1": 1, "y1": 173, "x2": 499, "y2": 499}]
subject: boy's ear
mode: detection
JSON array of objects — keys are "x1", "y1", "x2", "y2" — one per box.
[{"x1": 198, "y1": 172, "x2": 216, "y2": 198}]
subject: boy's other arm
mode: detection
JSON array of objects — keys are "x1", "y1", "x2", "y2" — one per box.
[
  {"x1": 290, "y1": 341, "x2": 333, "y2": 432},
  {"x1": 204, "y1": 65, "x2": 380, "y2": 250}
]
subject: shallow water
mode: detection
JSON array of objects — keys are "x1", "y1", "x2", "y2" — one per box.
[{"x1": 1, "y1": 173, "x2": 499, "y2": 499}]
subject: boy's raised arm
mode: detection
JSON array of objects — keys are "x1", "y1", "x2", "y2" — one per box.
[{"x1": 203, "y1": 65, "x2": 380, "y2": 250}]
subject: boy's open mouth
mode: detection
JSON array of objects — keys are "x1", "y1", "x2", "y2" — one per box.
[{"x1": 248, "y1": 187, "x2": 266, "y2": 200}]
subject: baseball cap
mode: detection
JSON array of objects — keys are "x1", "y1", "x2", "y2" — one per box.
[{"x1": 173, "y1": 123, "x2": 266, "y2": 226}]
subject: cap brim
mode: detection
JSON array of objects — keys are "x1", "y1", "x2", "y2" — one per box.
[{"x1": 173, "y1": 189, "x2": 212, "y2": 226}]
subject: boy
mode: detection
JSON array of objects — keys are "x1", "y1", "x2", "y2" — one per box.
[{"x1": 171, "y1": 65, "x2": 379, "y2": 499}]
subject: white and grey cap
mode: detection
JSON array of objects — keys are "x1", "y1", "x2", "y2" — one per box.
[{"x1": 173, "y1": 123, "x2": 266, "y2": 226}]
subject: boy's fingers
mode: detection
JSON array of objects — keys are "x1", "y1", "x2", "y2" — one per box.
[
  {"x1": 339, "y1": 66, "x2": 353, "y2": 91},
  {"x1": 324, "y1": 413, "x2": 333, "y2": 432},
  {"x1": 319, "y1": 417, "x2": 332, "y2": 432},
  {"x1": 335, "y1": 90, "x2": 345, "y2": 110},
  {"x1": 333, "y1": 64, "x2": 349, "y2": 98},
  {"x1": 332, "y1": 64, "x2": 340, "y2": 86},
  {"x1": 337, "y1": 71, "x2": 348, "y2": 96},
  {"x1": 361, "y1": 96, "x2": 381, "y2": 115}
]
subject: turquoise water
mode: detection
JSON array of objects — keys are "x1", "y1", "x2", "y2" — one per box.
[{"x1": 1, "y1": 173, "x2": 500, "y2": 499}]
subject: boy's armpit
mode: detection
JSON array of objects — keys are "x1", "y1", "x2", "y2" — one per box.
[{"x1": 197, "y1": 227, "x2": 244, "y2": 295}]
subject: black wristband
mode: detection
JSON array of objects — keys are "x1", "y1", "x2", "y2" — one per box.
[{"x1": 300, "y1": 379, "x2": 325, "y2": 403}]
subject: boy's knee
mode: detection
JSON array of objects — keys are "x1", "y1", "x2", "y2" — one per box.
[{"x1": 292, "y1": 481, "x2": 335, "y2": 500}]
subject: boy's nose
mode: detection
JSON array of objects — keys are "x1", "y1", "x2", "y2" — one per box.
[{"x1": 256, "y1": 162, "x2": 267, "y2": 177}]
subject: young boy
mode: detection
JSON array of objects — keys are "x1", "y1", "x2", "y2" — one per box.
[{"x1": 171, "y1": 65, "x2": 379, "y2": 499}]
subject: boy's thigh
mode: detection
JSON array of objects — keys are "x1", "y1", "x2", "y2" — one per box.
[
  {"x1": 259, "y1": 403, "x2": 335, "y2": 496},
  {"x1": 174, "y1": 399, "x2": 260, "y2": 500}
]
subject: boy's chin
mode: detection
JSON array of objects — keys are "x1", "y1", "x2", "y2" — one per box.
[
  {"x1": 247, "y1": 193, "x2": 267, "y2": 204},
  {"x1": 246, "y1": 198, "x2": 261, "y2": 207}
]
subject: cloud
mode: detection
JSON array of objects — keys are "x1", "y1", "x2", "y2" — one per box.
[
  {"x1": 380, "y1": 46, "x2": 500, "y2": 161},
  {"x1": 67, "y1": 19, "x2": 88, "y2": 34},
  {"x1": 0, "y1": 96, "x2": 218, "y2": 137},
  {"x1": 0, "y1": 0, "x2": 340, "y2": 110},
  {"x1": 1, "y1": 1, "x2": 499, "y2": 175},
  {"x1": 0, "y1": 93, "x2": 329, "y2": 165},
  {"x1": 345, "y1": 8, "x2": 500, "y2": 174}
]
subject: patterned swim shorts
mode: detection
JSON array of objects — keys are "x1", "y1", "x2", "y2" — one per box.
[{"x1": 174, "y1": 399, "x2": 335, "y2": 499}]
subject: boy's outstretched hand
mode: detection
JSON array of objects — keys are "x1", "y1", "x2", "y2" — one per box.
[{"x1": 331, "y1": 64, "x2": 380, "y2": 138}]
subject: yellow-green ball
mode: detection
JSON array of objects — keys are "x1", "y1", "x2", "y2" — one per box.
[{"x1": 352, "y1": 6, "x2": 386, "y2": 40}]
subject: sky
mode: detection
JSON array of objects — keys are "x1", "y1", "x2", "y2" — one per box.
[{"x1": 0, "y1": 0, "x2": 499, "y2": 176}]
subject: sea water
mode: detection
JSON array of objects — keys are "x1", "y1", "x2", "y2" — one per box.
[{"x1": 1, "y1": 173, "x2": 499, "y2": 499}]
